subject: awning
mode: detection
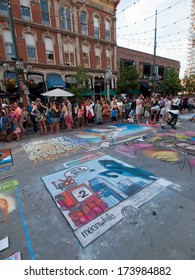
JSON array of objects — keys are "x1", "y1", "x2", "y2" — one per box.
[
  {"x1": 4, "y1": 72, "x2": 17, "y2": 80},
  {"x1": 99, "y1": 89, "x2": 116, "y2": 96},
  {"x1": 46, "y1": 74, "x2": 66, "y2": 89},
  {"x1": 82, "y1": 92, "x2": 95, "y2": 96}
]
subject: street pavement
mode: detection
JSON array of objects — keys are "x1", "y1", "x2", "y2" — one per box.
[{"x1": 0, "y1": 115, "x2": 195, "y2": 260}]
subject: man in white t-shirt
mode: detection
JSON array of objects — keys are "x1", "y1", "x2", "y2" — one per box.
[
  {"x1": 135, "y1": 95, "x2": 143, "y2": 124},
  {"x1": 117, "y1": 98, "x2": 124, "y2": 122}
]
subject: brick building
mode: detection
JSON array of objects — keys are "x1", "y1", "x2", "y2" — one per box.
[
  {"x1": 0, "y1": 0, "x2": 119, "y2": 100},
  {"x1": 117, "y1": 46, "x2": 180, "y2": 95}
]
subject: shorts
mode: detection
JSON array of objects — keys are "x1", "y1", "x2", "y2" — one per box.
[
  {"x1": 136, "y1": 108, "x2": 142, "y2": 115},
  {"x1": 144, "y1": 111, "x2": 150, "y2": 118},
  {"x1": 51, "y1": 117, "x2": 60, "y2": 123}
]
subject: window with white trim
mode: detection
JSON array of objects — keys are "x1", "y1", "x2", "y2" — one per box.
[
  {"x1": 40, "y1": 0, "x2": 50, "y2": 26},
  {"x1": 106, "y1": 49, "x2": 112, "y2": 68},
  {"x1": 45, "y1": 37, "x2": 54, "y2": 63},
  {"x1": 95, "y1": 47, "x2": 101, "y2": 69},
  {"x1": 82, "y1": 45, "x2": 89, "y2": 68},
  {"x1": 20, "y1": 0, "x2": 31, "y2": 21},
  {"x1": 81, "y1": 11, "x2": 87, "y2": 35},
  {"x1": 0, "y1": 1, "x2": 8, "y2": 15},
  {"x1": 25, "y1": 34, "x2": 37, "y2": 61},
  {"x1": 94, "y1": 16, "x2": 100, "y2": 39},
  {"x1": 3, "y1": 30, "x2": 14, "y2": 59},
  {"x1": 60, "y1": 6, "x2": 72, "y2": 32},
  {"x1": 63, "y1": 42, "x2": 75, "y2": 66},
  {"x1": 105, "y1": 19, "x2": 111, "y2": 41}
]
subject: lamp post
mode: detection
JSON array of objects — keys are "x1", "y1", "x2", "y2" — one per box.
[{"x1": 104, "y1": 68, "x2": 112, "y2": 100}]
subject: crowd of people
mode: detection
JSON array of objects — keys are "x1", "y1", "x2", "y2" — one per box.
[{"x1": 0, "y1": 94, "x2": 194, "y2": 142}]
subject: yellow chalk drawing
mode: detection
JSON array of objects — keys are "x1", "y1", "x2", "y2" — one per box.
[
  {"x1": 148, "y1": 137, "x2": 162, "y2": 143},
  {"x1": 142, "y1": 149, "x2": 180, "y2": 162},
  {"x1": 175, "y1": 134, "x2": 190, "y2": 141}
]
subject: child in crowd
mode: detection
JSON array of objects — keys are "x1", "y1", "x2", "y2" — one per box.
[
  {"x1": 0, "y1": 110, "x2": 11, "y2": 142},
  {"x1": 10, "y1": 114, "x2": 21, "y2": 141},
  {"x1": 77, "y1": 102, "x2": 84, "y2": 129},
  {"x1": 66, "y1": 109, "x2": 72, "y2": 131}
]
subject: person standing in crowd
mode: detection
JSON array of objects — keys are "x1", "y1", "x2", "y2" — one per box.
[
  {"x1": 66, "y1": 107, "x2": 72, "y2": 131},
  {"x1": 33, "y1": 98, "x2": 47, "y2": 135},
  {"x1": 135, "y1": 95, "x2": 143, "y2": 124},
  {"x1": 29, "y1": 101, "x2": 39, "y2": 133},
  {"x1": 11, "y1": 101, "x2": 26, "y2": 138},
  {"x1": 51, "y1": 101, "x2": 61, "y2": 134},
  {"x1": 102, "y1": 100, "x2": 110, "y2": 122},
  {"x1": 111, "y1": 101, "x2": 118, "y2": 124},
  {"x1": 124, "y1": 99, "x2": 132, "y2": 120},
  {"x1": 46, "y1": 102, "x2": 54, "y2": 133},
  {"x1": 144, "y1": 97, "x2": 152, "y2": 125},
  {"x1": 172, "y1": 95, "x2": 180, "y2": 110},
  {"x1": 10, "y1": 113, "x2": 21, "y2": 141},
  {"x1": 0, "y1": 110, "x2": 11, "y2": 142},
  {"x1": 60, "y1": 101, "x2": 68, "y2": 129},
  {"x1": 86, "y1": 99, "x2": 94, "y2": 127},
  {"x1": 94, "y1": 100, "x2": 103, "y2": 125},
  {"x1": 77, "y1": 102, "x2": 84, "y2": 129},
  {"x1": 117, "y1": 98, "x2": 124, "y2": 122}
]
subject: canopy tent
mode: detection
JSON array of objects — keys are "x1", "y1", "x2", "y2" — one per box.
[
  {"x1": 41, "y1": 88, "x2": 74, "y2": 97},
  {"x1": 99, "y1": 89, "x2": 116, "y2": 96},
  {"x1": 126, "y1": 89, "x2": 142, "y2": 95},
  {"x1": 81, "y1": 92, "x2": 95, "y2": 97}
]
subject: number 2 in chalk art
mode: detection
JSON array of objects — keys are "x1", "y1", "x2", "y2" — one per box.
[{"x1": 71, "y1": 186, "x2": 93, "y2": 202}]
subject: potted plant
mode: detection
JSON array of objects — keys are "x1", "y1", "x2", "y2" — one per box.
[
  {"x1": 26, "y1": 79, "x2": 38, "y2": 89},
  {"x1": 4, "y1": 78, "x2": 17, "y2": 93}
]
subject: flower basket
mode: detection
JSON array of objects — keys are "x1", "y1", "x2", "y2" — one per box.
[
  {"x1": 26, "y1": 79, "x2": 38, "y2": 89},
  {"x1": 4, "y1": 78, "x2": 17, "y2": 92}
]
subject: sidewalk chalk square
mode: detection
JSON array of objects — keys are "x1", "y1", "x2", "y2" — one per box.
[
  {"x1": 0, "y1": 149, "x2": 13, "y2": 168},
  {"x1": 42, "y1": 155, "x2": 172, "y2": 247}
]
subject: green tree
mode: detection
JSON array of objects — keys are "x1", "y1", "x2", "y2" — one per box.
[
  {"x1": 117, "y1": 61, "x2": 140, "y2": 93},
  {"x1": 183, "y1": 75, "x2": 195, "y2": 94},
  {"x1": 163, "y1": 67, "x2": 183, "y2": 95},
  {"x1": 69, "y1": 65, "x2": 92, "y2": 98}
]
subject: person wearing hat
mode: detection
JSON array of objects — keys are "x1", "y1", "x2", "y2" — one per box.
[{"x1": 29, "y1": 101, "x2": 38, "y2": 133}]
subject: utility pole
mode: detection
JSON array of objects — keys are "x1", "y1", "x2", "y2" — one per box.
[{"x1": 152, "y1": 10, "x2": 158, "y2": 95}]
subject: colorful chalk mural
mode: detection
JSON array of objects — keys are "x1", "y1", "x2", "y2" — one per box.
[
  {"x1": 115, "y1": 130, "x2": 195, "y2": 170},
  {"x1": 0, "y1": 180, "x2": 18, "y2": 223},
  {"x1": 42, "y1": 154, "x2": 175, "y2": 247},
  {"x1": 74, "y1": 123, "x2": 150, "y2": 147},
  {"x1": 0, "y1": 149, "x2": 13, "y2": 172},
  {"x1": 22, "y1": 136, "x2": 88, "y2": 164}
]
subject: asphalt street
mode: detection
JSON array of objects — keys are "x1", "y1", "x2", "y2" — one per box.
[{"x1": 0, "y1": 114, "x2": 195, "y2": 260}]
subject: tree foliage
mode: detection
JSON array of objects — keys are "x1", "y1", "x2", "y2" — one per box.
[
  {"x1": 183, "y1": 75, "x2": 195, "y2": 94},
  {"x1": 69, "y1": 65, "x2": 92, "y2": 98},
  {"x1": 163, "y1": 67, "x2": 183, "y2": 95},
  {"x1": 117, "y1": 61, "x2": 140, "y2": 93}
]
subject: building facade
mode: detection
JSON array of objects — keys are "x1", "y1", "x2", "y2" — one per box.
[
  {"x1": 185, "y1": 0, "x2": 195, "y2": 76},
  {"x1": 0, "y1": 0, "x2": 120, "y2": 99},
  {"x1": 117, "y1": 46, "x2": 180, "y2": 95}
]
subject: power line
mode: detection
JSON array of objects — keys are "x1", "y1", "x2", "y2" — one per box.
[{"x1": 117, "y1": 0, "x2": 187, "y2": 29}]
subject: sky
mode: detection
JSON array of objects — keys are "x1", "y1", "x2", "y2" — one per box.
[{"x1": 116, "y1": 0, "x2": 192, "y2": 78}]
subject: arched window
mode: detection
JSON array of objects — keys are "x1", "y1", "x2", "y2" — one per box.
[
  {"x1": 63, "y1": 42, "x2": 75, "y2": 66},
  {"x1": 82, "y1": 45, "x2": 89, "y2": 68},
  {"x1": 40, "y1": 0, "x2": 50, "y2": 26},
  {"x1": 25, "y1": 34, "x2": 37, "y2": 61},
  {"x1": 45, "y1": 37, "x2": 54, "y2": 63},
  {"x1": 0, "y1": 1, "x2": 8, "y2": 15},
  {"x1": 81, "y1": 11, "x2": 87, "y2": 35},
  {"x1": 60, "y1": 6, "x2": 72, "y2": 31},
  {"x1": 105, "y1": 19, "x2": 111, "y2": 41},
  {"x1": 20, "y1": 0, "x2": 31, "y2": 21},
  {"x1": 3, "y1": 30, "x2": 14, "y2": 59},
  {"x1": 95, "y1": 47, "x2": 101, "y2": 69},
  {"x1": 94, "y1": 16, "x2": 100, "y2": 39},
  {"x1": 106, "y1": 49, "x2": 112, "y2": 69}
]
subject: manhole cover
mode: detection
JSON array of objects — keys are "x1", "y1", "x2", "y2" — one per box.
[{"x1": 121, "y1": 206, "x2": 139, "y2": 223}]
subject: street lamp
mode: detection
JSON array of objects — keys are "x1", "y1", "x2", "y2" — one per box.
[{"x1": 104, "y1": 68, "x2": 112, "y2": 100}]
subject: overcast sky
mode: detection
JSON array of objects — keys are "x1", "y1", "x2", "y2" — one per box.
[{"x1": 116, "y1": 0, "x2": 192, "y2": 78}]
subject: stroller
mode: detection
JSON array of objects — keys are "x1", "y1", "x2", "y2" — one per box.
[{"x1": 161, "y1": 109, "x2": 179, "y2": 129}]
